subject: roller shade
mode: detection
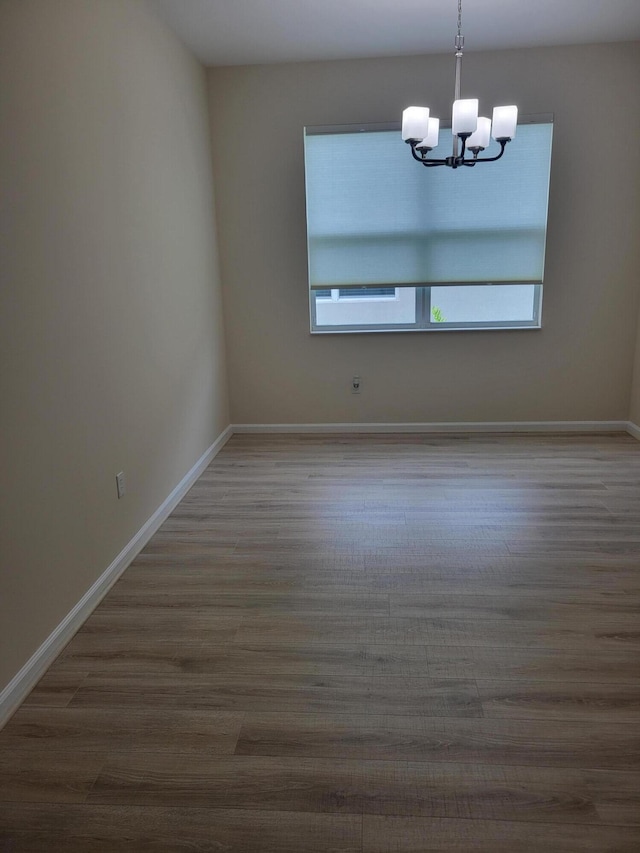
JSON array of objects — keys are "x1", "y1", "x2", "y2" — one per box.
[{"x1": 304, "y1": 121, "x2": 553, "y2": 290}]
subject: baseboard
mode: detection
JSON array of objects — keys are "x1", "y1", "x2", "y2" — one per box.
[
  {"x1": 627, "y1": 421, "x2": 640, "y2": 441},
  {"x1": 232, "y1": 421, "x2": 629, "y2": 434},
  {"x1": 0, "y1": 424, "x2": 233, "y2": 730}
]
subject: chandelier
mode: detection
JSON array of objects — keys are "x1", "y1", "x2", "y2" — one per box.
[{"x1": 402, "y1": 0, "x2": 518, "y2": 168}]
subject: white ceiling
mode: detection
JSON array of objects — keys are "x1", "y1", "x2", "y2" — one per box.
[{"x1": 148, "y1": 0, "x2": 640, "y2": 67}]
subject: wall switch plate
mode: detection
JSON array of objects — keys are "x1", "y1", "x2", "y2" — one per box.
[
  {"x1": 352, "y1": 375, "x2": 361, "y2": 394},
  {"x1": 115, "y1": 471, "x2": 126, "y2": 499}
]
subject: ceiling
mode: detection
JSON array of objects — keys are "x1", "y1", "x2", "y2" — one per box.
[{"x1": 148, "y1": 0, "x2": 640, "y2": 67}]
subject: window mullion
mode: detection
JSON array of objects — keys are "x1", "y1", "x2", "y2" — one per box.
[{"x1": 423, "y1": 287, "x2": 433, "y2": 329}]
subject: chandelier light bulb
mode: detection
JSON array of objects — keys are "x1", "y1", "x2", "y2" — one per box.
[
  {"x1": 492, "y1": 105, "x2": 518, "y2": 140},
  {"x1": 451, "y1": 99, "x2": 478, "y2": 136},
  {"x1": 467, "y1": 116, "x2": 492, "y2": 150},
  {"x1": 416, "y1": 117, "x2": 440, "y2": 150},
  {"x1": 402, "y1": 107, "x2": 430, "y2": 141}
]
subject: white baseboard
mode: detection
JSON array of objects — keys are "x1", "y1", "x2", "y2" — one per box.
[
  {"x1": 627, "y1": 421, "x2": 640, "y2": 440},
  {"x1": 232, "y1": 421, "x2": 629, "y2": 434},
  {"x1": 0, "y1": 425, "x2": 232, "y2": 729}
]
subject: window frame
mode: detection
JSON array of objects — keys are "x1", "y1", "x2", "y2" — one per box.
[{"x1": 310, "y1": 284, "x2": 543, "y2": 334}]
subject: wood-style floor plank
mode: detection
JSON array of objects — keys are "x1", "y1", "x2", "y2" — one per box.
[
  {"x1": 0, "y1": 750, "x2": 105, "y2": 803},
  {"x1": 423, "y1": 644, "x2": 640, "y2": 683},
  {"x1": 362, "y1": 815, "x2": 640, "y2": 852},
  {"x1": 233, "y1": 612, "x2": 638, "y2": 650},
  {"x1": 478, "y1": 679, "x2": 640, "y2": 721},
  {"x1": 235, "y1": 712, "x2": 640, "y2": 770},
  {"x1": 0, "y1": 804, "x2": 362, "y2": 852},
  {"x1": 66, "y1": 672, "x2": 483, "y2": 716},
  {"x1": 20, "y1": 670, "x2": 89, "y2": 708},
  {"x1": 86, "y1": 754, "x2": 640, "y2": 825},
  {"x1": 100, "y1": 589, "x2": 390, "y2": 614},
  {"x1": 0, "y1": 707, "x2": 244, "y2": 755},
  {"x1": 141, "y1": 642, "x2": 372, "y2": 677},
  {"x1": 389, "y1": 592, "x2": 640, "y2": 622},
  {"x1": 1, "y1": 432, "x2": 639, "y2": 851}
]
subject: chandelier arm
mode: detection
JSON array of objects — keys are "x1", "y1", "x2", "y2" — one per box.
[
  {"x1": 408, "y1": 142, "x2": 427, "y2": 163},
  {"x1": 408, "y1": 141, "x2": 448, "y2": 167},
  {"x1": 406, "y1": 135, "x2": 509, "y2": 168},
  {"x1": 470, "y1": 139, "x2": 509, "y2": 162}
]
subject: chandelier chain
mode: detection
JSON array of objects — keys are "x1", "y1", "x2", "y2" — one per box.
[{"x1": 457, "y1": 0, "x2": 462, "y2": 38}]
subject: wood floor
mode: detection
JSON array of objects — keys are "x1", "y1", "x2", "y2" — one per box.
[{"x1": 1, "y1": 433, "x2": 640, "y2": 851}]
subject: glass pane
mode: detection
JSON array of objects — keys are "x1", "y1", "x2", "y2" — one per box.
[
  {"x1": 314, "y1": 287, "x2": 416, "y2": 327},
  {"x1": 430, "y1": 285, "x2": 537, "y2": 324}
]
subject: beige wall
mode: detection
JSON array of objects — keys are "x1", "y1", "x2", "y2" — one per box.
[
  {"x1": 0, "y1": 0, "x2": 229, "y2": 689},
  {"x1": 208, "y1": 44, "x2": 640, "y2": 425}
]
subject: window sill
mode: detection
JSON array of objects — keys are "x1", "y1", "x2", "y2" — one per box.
[{"x1": 310, "y1": 323, "x2": 542, "y2": 335}]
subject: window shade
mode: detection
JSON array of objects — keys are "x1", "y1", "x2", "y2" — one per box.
[{"x1": 304, "y1": 121, "x2": 553, "y2": 290}]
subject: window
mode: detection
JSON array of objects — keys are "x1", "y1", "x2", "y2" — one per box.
[
  {"x1": 311, "y1": 284, "x2": 541, "y2": 331},
  {"x1": 304, "y1": 117, "x2": 553, "y2": 333}
]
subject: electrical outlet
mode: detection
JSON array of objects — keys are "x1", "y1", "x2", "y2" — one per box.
[
  {"x1": 351, "y1": 375, "x2": 361, "y2": 394},
  {"x1": 115, "y1": 471, "x2": 126, "y2": 499}
]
